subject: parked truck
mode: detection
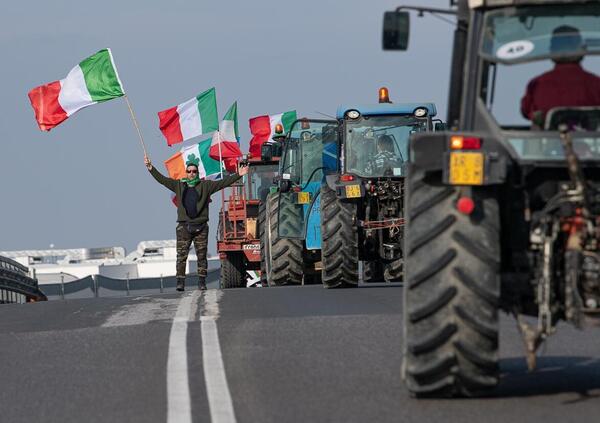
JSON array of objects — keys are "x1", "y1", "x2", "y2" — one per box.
[{"x1": 384, "y1": 0, "x2": 600, "y2": 397}]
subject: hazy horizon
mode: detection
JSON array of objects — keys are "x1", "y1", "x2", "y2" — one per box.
[{"x1": 0, "y1": 0, "x2": 484, "y2": 255}]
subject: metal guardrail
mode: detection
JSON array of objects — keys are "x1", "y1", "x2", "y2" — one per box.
[
  {"x1": 0, "y1": 256, "x2": 47, "y2": 303},
  {"x1": 39, "y1": 269, "x2": 221, "y2": 300}
]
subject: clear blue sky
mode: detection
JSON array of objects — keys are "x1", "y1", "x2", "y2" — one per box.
[{"x1": 3, "y1": 0, "x2": 577, "y2": 255}]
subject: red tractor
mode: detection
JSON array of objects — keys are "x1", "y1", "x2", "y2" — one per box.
[{"x1": 217, "y1": 155, "x2": 280, "y2": 288}]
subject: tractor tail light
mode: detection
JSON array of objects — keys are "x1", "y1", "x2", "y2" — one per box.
[
  {"x1": 456, "y1": 197, "x2": 475, "y2": 215},
  {"x1": 340, "y1": 174, "x2": 355, "y2": 182},
  {"x1": 450, "y1": 136, "x2": 482, "y2": 150}
]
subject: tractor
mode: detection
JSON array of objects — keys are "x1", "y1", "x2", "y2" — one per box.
[
  {"x1": 384, "y1": 0, "x2": 600, "y2": 397},
  {"x1": 320, "y1": 89, "x2": 441, "y2": 288},
  {"x1": 260, "y1": 120, "x2": 337, "y2": 285},
  {"x1": 217, "y1": 155, "x2": 279, "y2": 288}
]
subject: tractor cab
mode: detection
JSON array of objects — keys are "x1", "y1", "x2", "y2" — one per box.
[
  {"x1": 277, "y1": 119, "x2": 337, "y2": 242},
  {"x1": 330, "y1": 89, "x2": 438, "y2": 203},
  {"x1": 246, "y1": 155, "x2": 279, "y2": 203},
  {"x1": 339, "y1": 101, "x2": 436, "y2": 180}
]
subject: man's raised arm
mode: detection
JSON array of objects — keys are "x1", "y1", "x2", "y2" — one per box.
[
  {"x1": 145, "y1": 155, "x2": 177, "y2": 192},
  {"x1": 206, "y1": 163, "x2": 249, "y2": 194}
]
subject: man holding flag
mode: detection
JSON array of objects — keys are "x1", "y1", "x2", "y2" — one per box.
[
  {"x1": 145, "y1": 155, "x2": 248, "y2": 291},
  {"x1": 154, "y1": 88, "x2": 249, "y2": 290}
]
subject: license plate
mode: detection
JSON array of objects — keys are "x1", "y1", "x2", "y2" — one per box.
[
  {"x1": 345, "y1": 185, "x2": 361, "y2": 198},
  {"x1": 449, "y1": 152, "x2": 484, "y2": 185},
  {"x1": 297, "y1": 192, "x2": 311, "y2": 204}
]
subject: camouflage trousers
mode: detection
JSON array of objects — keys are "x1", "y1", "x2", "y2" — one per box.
[{"x1": 176, "y1": 223, "x2": 209, "y2": 282}]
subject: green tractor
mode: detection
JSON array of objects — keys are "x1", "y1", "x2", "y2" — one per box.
[{"x1": 260, "y1": 120, "x2": 337, "y2": 285}]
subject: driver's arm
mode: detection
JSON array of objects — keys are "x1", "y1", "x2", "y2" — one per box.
[
  {"x1": 521, "y1": 78, "x2": 538, "y2": 120},
  {"x1": 364, "y1": 157, "x2": 377, "y2": 176}
]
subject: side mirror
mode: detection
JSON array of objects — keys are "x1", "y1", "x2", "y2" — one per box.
[
  {"x1": 434, "y1": 121, "x2": 447, "y2": 131},
  {"x1": 279, "y1": 179, "x2": 292, "y2": 193},
  {"x1": 261, "y1": 142, "x2": 273, "y2": 161},
  {"x1": 261, "y1": 142, "x2": 282, "y2": 161},
  {"x1": 382, "y1": 11, "x2": 410, "y2": 51}
]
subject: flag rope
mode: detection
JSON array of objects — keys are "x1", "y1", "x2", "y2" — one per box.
[{"x1": 124, "y1": 95, "x2": 148, "y2": 156}]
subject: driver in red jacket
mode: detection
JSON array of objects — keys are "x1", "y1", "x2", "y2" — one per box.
[{"x1": 521, "y1": 25, "x2": 600, "y2": 125}]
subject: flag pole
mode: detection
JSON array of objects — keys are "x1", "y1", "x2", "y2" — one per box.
[
  {"x1": 123, "y1": 95, "x2": 148, "y2": 157},
  {"x1": 217, "y1": 131, "x2": 225, "y2": 179}
]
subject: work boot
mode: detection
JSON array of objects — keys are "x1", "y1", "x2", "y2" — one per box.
[
  {"x1": 176, "y1": 279, "x2": 185, "y2": 292},
  {"x1": 198, "y1": 278, "x2": 207, "y2": 291}
]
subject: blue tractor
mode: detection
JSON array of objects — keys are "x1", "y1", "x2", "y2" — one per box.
[
  {"x1": 321, "y1": 89, "x2": 441, "y2": 287},
  {"x1": 260, "y1": 119, "x2": 337, "y2": 285}
]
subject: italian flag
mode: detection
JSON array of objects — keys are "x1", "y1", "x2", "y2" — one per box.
[
  {"x1": 249, "y1": 110, "x2": 297, "y2": 157},
  {"x1": 210, "y1": 102, "x2": 243, "y2": 172},
  {"x1": 164, "y1": 137, "x2": 222, "y2": 181},
  {"x1": 157, "y1": 88, "x2": 219, "y2": 146},
  {"x1": 28, "y1": 48, "x2": 124, "y2": 131}
]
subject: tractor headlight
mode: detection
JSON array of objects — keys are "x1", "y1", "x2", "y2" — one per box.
[
  {"x1": 414, "y1": 107, "x2": 428, "y2": 118},
  {"x1": 346, "y1": 110, "x2": 360, "y2": 119}
]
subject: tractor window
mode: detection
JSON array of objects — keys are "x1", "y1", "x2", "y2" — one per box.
[
  {"x1": 478, "y1": 5, "x2": 600, "y2": 129},
  {"x1": 277, "y1": 120, "x2": 337, "y2": 240},
  {"x1": 285, "y1": 120, "x2": 338, "y2": 187},
  {"x1": 248, "y1": 164, "x2": 278, "y2": 202},
  {"x1": 507, "y1": 133, "x2": 600, "y2": 161},
  {"x1": 281, "y1": 137, "x2": 301, "y2": 184},
  {"x1": 480, "y1": 4, "x2": 600, "y2": 65},
  {"x1": 345, "y1": 115, "x2": 426, "y2": 178}
]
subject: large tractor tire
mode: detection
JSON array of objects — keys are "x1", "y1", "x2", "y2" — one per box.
[
  {"x1": 384, "y1": 258, "x2": 403, "y2": 282},
  {"x1": 364, "y1": 261, "x2": 384, "y2": 282},
  {"x1": 258, "y1": 200, "x2": 268, "y2": 287},
  {"x1": 320, "y1": 183, "x2": 359, "y2": 288},
  {"x1": 402, "y1": 169, "x2": 500, "y2": 397},
  {"x1": 265, "y1": 192, "x2": 303, "y2": 286},
  {"x1": 220, "y1": 252, "x2": 246, "y2": 289}
]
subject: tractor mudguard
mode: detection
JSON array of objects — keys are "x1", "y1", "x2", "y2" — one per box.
[
  {"x1": 305, "y1": 190, "x2": 321, "y2": 250},
  {"x1": 325, "y1": 174, "x2": 339, "y2": 191},
  {"x1": 324, "y1": 174, "x2": 365, "y2": 200}
]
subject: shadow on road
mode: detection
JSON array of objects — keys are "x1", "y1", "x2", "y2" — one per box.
[{"x1": 494, "y1": 356, "x2": 600, "y2": 402}]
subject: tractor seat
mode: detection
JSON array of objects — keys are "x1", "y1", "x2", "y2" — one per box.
[{"x1": 545, "y1": 107, "x2": 600, "y2": 131}]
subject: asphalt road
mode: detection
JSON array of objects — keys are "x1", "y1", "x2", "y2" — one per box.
[{"x1": 0, "y1": 285, "x2": 599, "y2": 423}]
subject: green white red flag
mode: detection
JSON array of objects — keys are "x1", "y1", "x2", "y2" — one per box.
[
  {"x1": 210, "y1": 102, "x2": 243, "y2": 172},
  {"x1": 28, "y1": 48, "x2": 125, "y2": 131},
  {"x1": 158, "y1": 88, "x2": 219, "y2": 146},
  {"x1": 249, "y1": 110, "x2": 297, "y2": 156}
]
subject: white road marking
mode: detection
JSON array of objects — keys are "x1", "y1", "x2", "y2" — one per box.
[
  {"x1": 167, "y1": 291, "x2": 200, "y2": 423},
  {"x1": 201, "y1": 289, "x2": 237, "y2": 423}
]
